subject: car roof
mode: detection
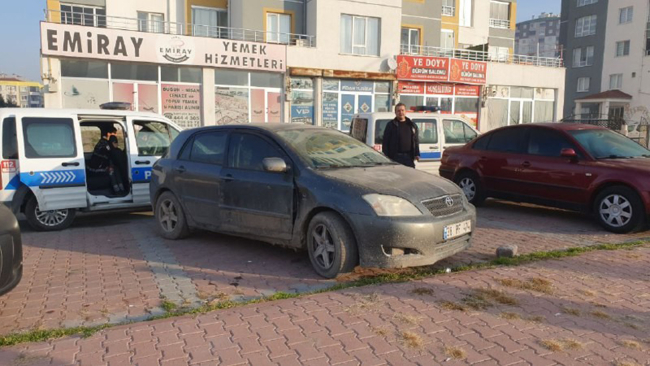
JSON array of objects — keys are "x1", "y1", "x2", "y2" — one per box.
[
  {"x1": 495, "y1": 122, "x2": 606, "y2": 132},
  {"x1": 0, "y1": 107, "x2": 166, "y2": 117},
  {"x1": 354, "y1": 112, "x2": 472, "y2": 121},
  {"x1": 184, "y1": 123, "x2": 334, "y2": 134}
]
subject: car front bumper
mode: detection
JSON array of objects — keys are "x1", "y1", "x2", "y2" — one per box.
[{"x1": 346, "y1": 206, "x2": 476, "y2": 269}]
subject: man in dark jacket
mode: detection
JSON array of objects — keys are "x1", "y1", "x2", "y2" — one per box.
[{"x1": 382, "y1": 103, "x2": 420, "y2": 167}]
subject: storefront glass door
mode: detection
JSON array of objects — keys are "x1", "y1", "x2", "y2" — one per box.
[
  {"x1": 251, "y1": 88, "x2": 282, "y2": 123},
  {"x1": 341, "y1": 93, "x2": 373, "y2": 132}
]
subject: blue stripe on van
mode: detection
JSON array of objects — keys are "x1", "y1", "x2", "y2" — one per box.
[
  {"x1": 3, "y1": 175, "x2": 20, "y2": 191},
  {"x1": 420, "y1": 152, "x2": 442, "y2": 160},
  {"x1": 131, "y1": 167, "x2": 153, "y2": 183},
  {"x1": 19, "y1": 169, "x2": 86, "y2": 187}
]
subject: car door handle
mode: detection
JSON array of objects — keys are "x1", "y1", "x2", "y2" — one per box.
[
  {"x1": 135, "y1": 160, "x2": 151, "y2": 165},
  {"x1": 223, "y1": 174, "x2": 234, "y2": 182},
  {"x1": 479, "y1": 156, "x2": 488, "y2": 162},
  {"x1": 173, "y1": 166, "x2": 186, "y2": 174},
  {"x1": 521, "y1": 161, "x2": 531, "y2": 168},
  {"x1": 62, "y1": 161, "x2": 79, "y2": 167}
]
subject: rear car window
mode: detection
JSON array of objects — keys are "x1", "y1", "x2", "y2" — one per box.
[
  {"x1": 190, "y1": 132, "x2": 227, "y2": 165},
  {"x1": 486, "y1": 127, "x2": 526, "y2": 153},
  {"x1": 22, "y1": 117, "x2": 76, "y2": 158},
  {"x1": 350, "y1": 118, "x2": 368, "y2": 142}
]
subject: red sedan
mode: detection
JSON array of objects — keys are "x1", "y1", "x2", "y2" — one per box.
[{"x1": 439, "y1": 123, "x2": 650, "y2": 233}]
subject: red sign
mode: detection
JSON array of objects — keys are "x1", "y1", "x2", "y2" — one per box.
[
  {"x1": 398, "y1": 81, "x2": 424, "y2": 94},
  {"x1": 426, "y1": 83, "x2": 454, "y2": 95},
  {"x1": 1, "y1": 160, "x2": 16, "y2": 173},
  {"x1": 449, "y1": 59, "x2": 487, "y2": 84},
  {"x1": 396, "y1": 55, "x2": 449, "y2": 82},
  {"x1": 455, "y1": 85, "x2": 480, "y2": 97}
]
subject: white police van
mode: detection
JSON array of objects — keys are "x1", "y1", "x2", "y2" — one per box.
[
  {"x1": 0, "y1": 108, "x2": 181, "y2": 231},
  {"x1": 349, "y1": 110, "x2": 479, "y2": 174}
]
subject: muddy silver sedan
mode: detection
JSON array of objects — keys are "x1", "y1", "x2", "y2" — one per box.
[{"x1": 150, "y1": 124, "x2": 475, "y2": 278}]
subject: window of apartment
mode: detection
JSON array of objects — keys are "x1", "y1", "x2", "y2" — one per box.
[
  {"x1": 572, "y1": 46, "x2": 594, "y2": 67},
  {"x1": 60, "y1": 4, "x2": 106, "y2": 27},
  {"x1": 267, "y1": 13, "x2": 292, "y2": 44},
  {"x1": 609, "y1": 74, "x2": 623, "y2": 89},
  {"x1": 647, "y1": 21, "x2": 650, "y2": 56},
  {"x1": 192, "y1": 6, "x2": 228, "y2": 38},
  {"x1": 575, "y1": 15, "x2": 597, "y2": 37},
  {"x1": 619, "y1": 7, "x2": 633, "y2": 24},
  {"x1": 442, "y1": 0, "x2": 456, "y2": 17},
  {"x1": 577, "y1": 0, "x2": 598, "y2": 6},
  {"x1": 401, "y1": 27, "x2": 420, "y2": 54},
  {"x1": 138, "y1": 12, "x2": 164, "y2": 33},
  {"x1": 616, "y1": 40, "x2": 630, "y2": 56},
  {"x1": 441, "y1": 29, "x2": 455, "y2": 50},
  {"x1": 490, "y1": 1, "x2": 510, "y2": 29},
  {"x1": 459, "y1": 0, "x2": 473, "y2": 27},
  {"x1": 340, "y1": 14, "x2": 380, "y2": 56},
  {"x1": 489, "y1": 46, "x2": 510, "y2": 61},
  {"x1": 577, "y1": 77, "x2": 590, "y2": 92}
]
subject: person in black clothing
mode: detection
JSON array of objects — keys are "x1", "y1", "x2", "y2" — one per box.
[
  {"x1": 87, "y1": 126, "x2": 124, "y2": 194},
  {"x1": 381, "y1": 103, "x2": 420, "y2": 167}
]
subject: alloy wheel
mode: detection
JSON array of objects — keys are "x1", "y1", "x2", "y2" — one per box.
[
  {"x1": 35, "y1": 207, "x2": 69, "y2": 227},
  {"x1": 459, "y1": 177, "x2": 476, "y2": 201},
  {"x1": 312, "y1": 224, "x2": 335, "y2": 270},
  {"x1": 159, "y1": 199, "x2": 179, "y2": 232},
  {"x1": 599, "y1": 194, "x2": 632, "y2": 228}
]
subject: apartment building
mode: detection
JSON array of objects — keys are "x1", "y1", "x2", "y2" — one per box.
[
  {"x1": 40, "y1": 0, "x2": 565, "y2": 132},
  {"x1": 0, "y1": 75, "x2": 44, "y2": 108},
  {"x1": 515, "y1": 13, "x2": 561, "y2": 58},
  {"x1": 560, "y1": 0, "x2": 650, "y2": 124}
]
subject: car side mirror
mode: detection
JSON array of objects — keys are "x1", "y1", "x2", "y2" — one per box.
[
  {"x1": 560, "y1": 148, "x2": 578, "y2": 161},
  {"x1": 263, "y1": 157, "x2": 288, "y2": 173}
]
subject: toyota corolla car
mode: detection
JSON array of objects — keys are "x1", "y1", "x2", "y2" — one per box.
[
  {"x1": 150, "y1": 124, "x2": 475, "y2": 278},
  {"x1": 440, "y1": 123, "x2": 650, "y2": 233},
  {"x1": 0, "y1": 205, "x2": 23, "y2": 296}
]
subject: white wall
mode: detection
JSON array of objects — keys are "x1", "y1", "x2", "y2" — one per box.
[
  {"x1": 601, "y1": 0, "x2": 650, "y2": 123},
  {"x1": 105, "y1": 0, "x2": 168, "y2": 22},
  {"x1": 287, "y1": 0, "x2": 402, "y2": 72},
  {"x1": 458, "y1": 0, "x2": 490, "y2": 47}
]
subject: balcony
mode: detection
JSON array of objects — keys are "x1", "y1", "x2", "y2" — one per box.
[
  {"x1": 45, "y1": 9, "x2": 315, "y2": 47},
  {"x1": 489, "y1": 18, "x2": 511, "y2": 29},
  {"x1": 442, "y1": 6, "x2": 456, "y2": 17},
  {"x1": 400, "y1": 45, "x2": 564, "y2": 68}
]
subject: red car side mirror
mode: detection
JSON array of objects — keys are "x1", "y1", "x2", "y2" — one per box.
[{"x1": 560, "y1": 148, "x2": 578, "y2": 160}]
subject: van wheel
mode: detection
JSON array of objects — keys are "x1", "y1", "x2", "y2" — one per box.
[
  {"x1": 307, "y1": 212, "x2": 358, "y2": 279},
  {"x1": 25, "y1": 196, "x2": 76, "y2": 231},
  {"x1": 594, "y1": 186, "x2": 645, "y2": 234},
  {"x1": 455, "y1": 171, "x2": 486, "y2": 206},
  {"x1": 155, "y1": 191, "x2": 190, "y2": 239}
]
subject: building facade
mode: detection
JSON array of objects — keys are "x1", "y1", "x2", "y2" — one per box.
[
  {"x1": 40, "y1": 0, "x2": 565, "y2": 133},
  {"x1": 515, "y1": 13, "x2": 560, "y2": 58},
  {"x1": 560, "y1": 0, "x2": 650, "y2": 124},
  {"x1": 0, "y1": 75, "x2": 44, "y2": 108}
]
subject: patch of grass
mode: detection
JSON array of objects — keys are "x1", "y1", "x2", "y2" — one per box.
[
  {"x1": 410, "y1": 287, "x2": 434, "y2": 296},
  {"x1": 500, "y1": 312, "x2": 521, "y2": 320},
  {"x1": 625, "y1": 253, "x2": 641, "y2": 259},
  {"x1": 590, "y1": 310, "x2": 611, "y2": 319},
  {"x1": 614, "y1": 361, "x2": 641, "y2": 366},
  {"x1": 540, "y1": 338, "x2": 583, "y2": 352},
  {"x1": 462, "y1": 293, "x2": 493, "y2": 310},
  {"x1": 444, "y1": 346, "x2": 466, "y2": 360},
  {"x1": 394, "y1": 314, "x2": 422, "y2": 326},
  {"x1": 345, "y1": 293, "x2": 382, "y2": 315},
  {"x1": 561, "y1": 307, "x2": 581, "y2": 316},
  {"x1": 372, "y1": 326, "x2": 390, "y2": 337},
  {"x1": 619, "y1": 340, "x2": 642, "y2": 350},
  {"x1": 540, "y1": 339, "x2": 563, "y2": 352},
  {"x1": 399, "y1": 331, "x2": 423, "y2": 349},
  {"x1": 578, "y1": 289, "x2": 597, "y2": 297},
  {"x1": 498, "y1": 277, "x2": 553, "y2": 294},
  {"x1": 0, "y1": 324, "x2": 112, "y2": 347},
  {"x1": 526, "y1": 315, "x2": 545, "y2": 323},
  {"x1": 562, "y1": 339, "x2": 584, "y2": 350},
  {"x1": 475, "y1": 289, "x2": 519, "y2": 306},
  {"x1": 439, "y1": 301, "x2": 468, "y2": 312},
  {"x1": 160, "y1": 300, "x2": 178, "y2": 313}
]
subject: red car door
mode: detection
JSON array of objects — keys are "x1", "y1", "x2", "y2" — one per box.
[
  {"x1": 476, "y1": 126, "x2": 528, "y2": 197},
  {"x1": 517, "y1": 127, "x2": 590, "y2": 208}
]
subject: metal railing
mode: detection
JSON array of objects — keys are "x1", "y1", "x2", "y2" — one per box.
[
  {"x1": 400, "y1": 44, "x2": 564, "y2": 68},
  {"x1": 489, "y1": 18, "x2": 511, "y2": 29},
  {"x1": 442, "y1": 6, "x2": 456, "y2": 16},
  {"x1": 45, "y1": 9, "x2": 316, "y2": 47}
]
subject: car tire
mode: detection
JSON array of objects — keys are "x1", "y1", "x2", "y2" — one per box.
[
  {"x1": 155, "y1": 191, "x2": 190, "y2": 240},
  {"x1": 455, "y1": 171, "x2": 486, "y2": 206},
  {"x1": 307, "y1": 212, "x2": 358, "y2": 279},
  {"x1": 593, "y1": 186, "x2": 645, "y2": 234},
  {"x1": 24, "y1": 196, "x2": 76, "y2": 231}
]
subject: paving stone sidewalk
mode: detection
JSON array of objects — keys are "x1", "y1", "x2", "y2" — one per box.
[
  {"x1": 1, "y1": 200, "x2": 649, "y2": 337},
  {"x1": 0, "y1": 243, "x2": 648, "y2": 365}
]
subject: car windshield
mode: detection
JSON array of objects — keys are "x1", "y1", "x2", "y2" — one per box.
[
  {"x1": 569, "y1": 129, "x2": 650, "y2": 159},
  {"x1": 276, "y1": 128, "x2": 395, "y2": 169}
]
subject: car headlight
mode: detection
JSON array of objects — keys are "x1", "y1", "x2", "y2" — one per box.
[{"x1": 362, "y1": 194, "x2": 422, "y2": 216}]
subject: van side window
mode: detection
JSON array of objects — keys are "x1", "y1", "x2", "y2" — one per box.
[
  {"x1": 374, "y1": 119, "x2": 391, "y2": 144},
  {"x1": 134, "y1": 121, "x2": 174, "y2": 156},
  {"x1": 350, "y1": 118, "x2": 368, "y2": 142},
  {"x1": 443, "y1": 120, "x2": 476, "y2": 143},
  {"x1": 413, "y1": 120, "x2": 438, "y2": 144},
  {"x1": 190, "y1": 132, "x2": 227, "y2": 165},
  {"x1": 22, "y1": 118, "x2": 76, "y2": 158},
  {"x1": 2, "y1": 117, "x2": 18, "y2": 159}
]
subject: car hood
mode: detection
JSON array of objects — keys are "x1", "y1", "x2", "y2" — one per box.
[{"x1": 316, "y1": 165, "x2": 461, "y2": 202}]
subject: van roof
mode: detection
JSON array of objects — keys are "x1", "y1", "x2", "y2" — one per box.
[
  {"x1": 353, "y1": 112, "x2": 472, "y2": 121},
  {"x1": 0, "y1": 108, "x2": 166, "y2": 118}
]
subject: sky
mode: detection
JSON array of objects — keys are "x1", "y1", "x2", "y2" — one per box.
[{"x1": 0, "y1": 0, "x2": 562, "y2": 83}]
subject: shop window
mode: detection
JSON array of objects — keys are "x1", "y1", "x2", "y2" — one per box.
[
  {"x1": 61, "y1": 60, "x2": 109, "y2": 79},
  {"x1": 215, "y1": 87, "x2": 249, "y2": 125},
  {"x1": 340, "y1": 14, "x2": 380, "y2": 56},
  {"x1": 399, "y1": 95, "x2": 424, "y2": 111},
  {"x1": 162, "y1": 66, "x2": 202, "y2": 83},
  {"x1": 454, "y1": 98, "x2": 479, "y2": 113},
  {"x1": 215, "y1": 70, "x2": 249, "y2": 86},
  {"x1": 251, "y1": 72, "x2": 283, "y2": 88},
  {"x1": 510, "y1": 87, "x2": 534, "y2": 99},
  {"x1": 111, "y1": 63, "x2": 158, "y2": 81},
  {"x1": 533, "y1": 101, "x2": 555, "y2": 122},
  {"x1": 291, "y1": 77, "x2": 314, "y2": 124}
]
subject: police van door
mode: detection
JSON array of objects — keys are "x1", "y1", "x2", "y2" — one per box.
[
  {"x1": 441, "y1": 118, "x2": 478, "y2": 151},
  {"x1": 15, "y1": 112, "x2": 87, "y2": 210},
  {"x1": 412, "y1": 118, "x2": 442, "y2": 161},
  {"x1": 128, "y1": 118, "x2": 179, "y2": 205}
]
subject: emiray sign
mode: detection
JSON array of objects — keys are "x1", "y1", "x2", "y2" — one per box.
[{"x1": 41, "y1": 22, "x2": 286, "y2": 73}]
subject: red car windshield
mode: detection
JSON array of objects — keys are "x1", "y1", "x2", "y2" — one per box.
[{"x1": 569, "y1": 129, "x2": 650, "y2": 159}]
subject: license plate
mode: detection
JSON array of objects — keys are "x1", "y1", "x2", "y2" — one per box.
[{"x1": 444, "y1": 220, "x2": 472, "y2": 240}]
